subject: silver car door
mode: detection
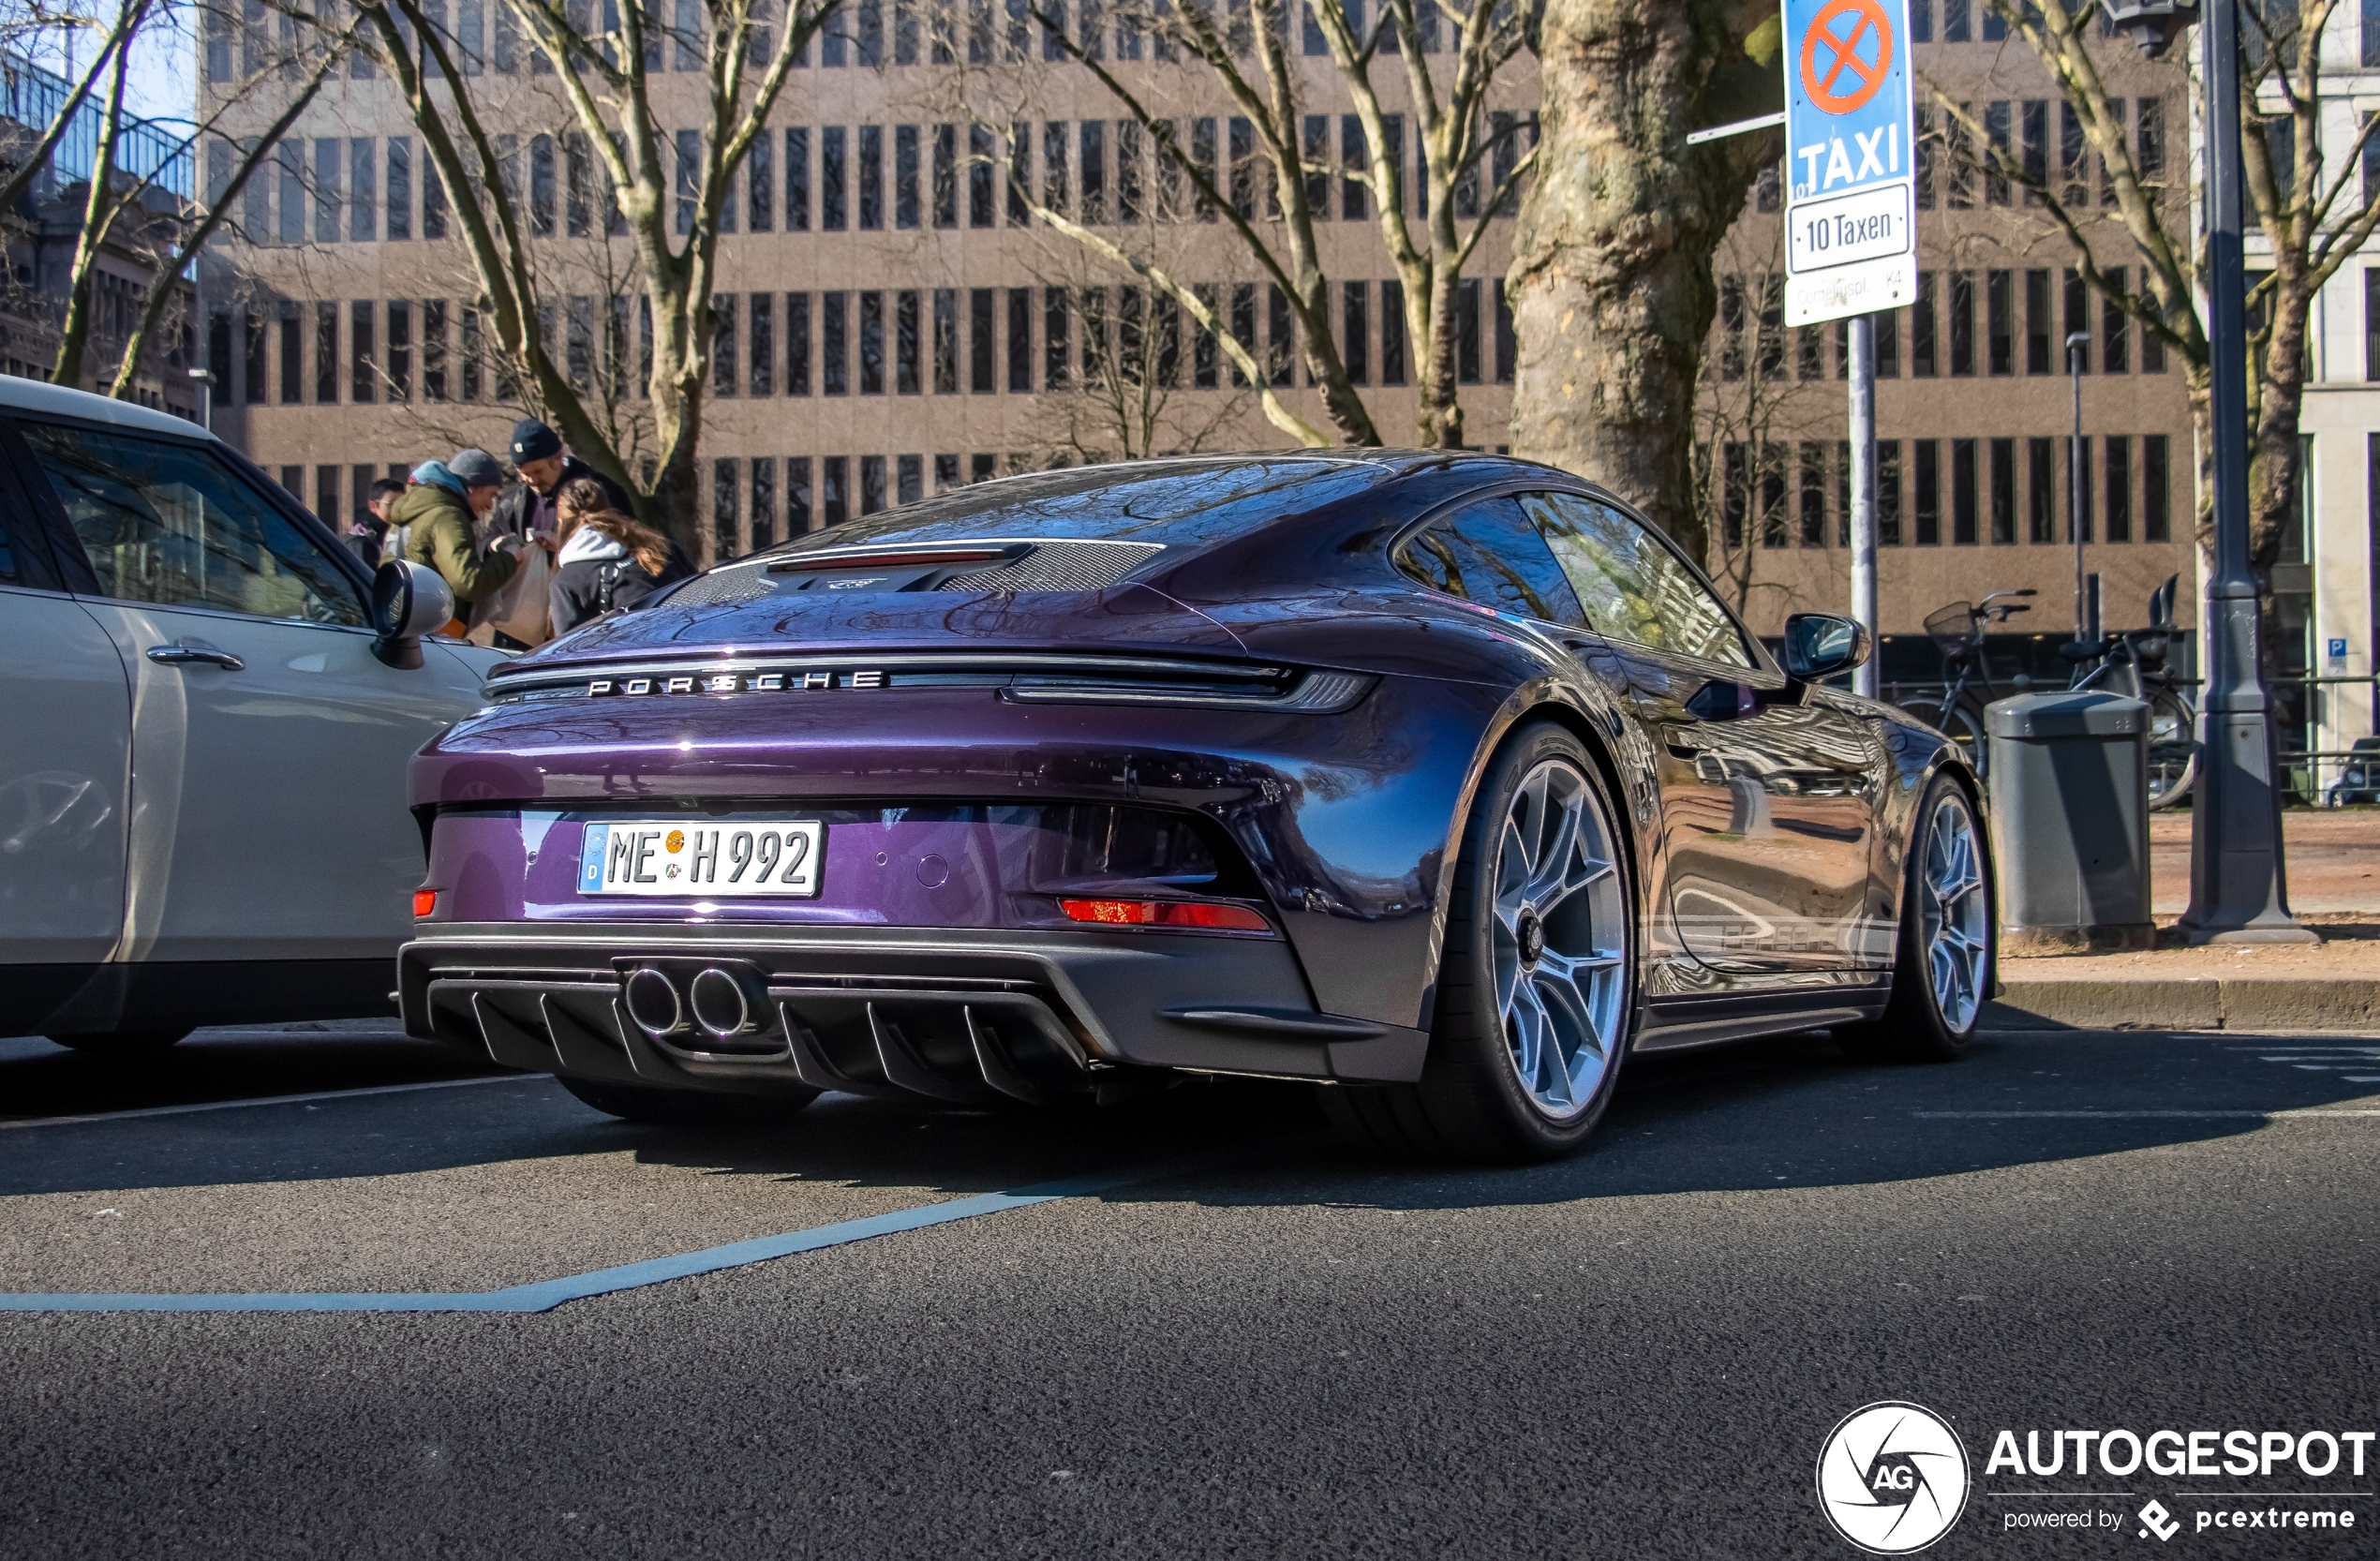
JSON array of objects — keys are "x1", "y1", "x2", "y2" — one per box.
[
  {"x1": 0, "y1": 585, "x2": 131, "y2": 968},
  {"x1": 21, "y1": 416, "x2": 486, "y2": 965}
]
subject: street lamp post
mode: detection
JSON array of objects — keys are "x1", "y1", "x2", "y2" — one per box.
[
  {"x1": 187, "y1": 365, "x2": 212, "y2": 428},
  {"x1": 2181, "y1": 0, "x2": 2311, "y2": 943},
  {"x1": 2067, "y1": 330, "x2": 2090, "y2": 647},
  {"x1": 2100, "y1": 0, "x2": 2309, "y2": 943}
]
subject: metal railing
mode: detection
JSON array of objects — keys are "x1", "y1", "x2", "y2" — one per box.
[
  {"x1": 1880, "y1": 668, "x2": 2378, "y2": 801},
  {"x1": 0, "y1": 52, "x2": 193, "y2": 201}
]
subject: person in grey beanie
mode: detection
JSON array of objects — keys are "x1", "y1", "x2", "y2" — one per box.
[{"x1": 397, "y1": 447, "x2": 544, "y2": 613}]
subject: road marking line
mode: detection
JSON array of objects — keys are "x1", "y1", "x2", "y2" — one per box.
[
  {"x1": 0, "y1": 1074, "x2": 535, "y2": 1131},
  {"x1": 0, "y1": 1152, "x2": 1237, "y2": 1315},
  {"x1": 1913, "y1": 1109, "x2": 2380, "y2": 1119}
]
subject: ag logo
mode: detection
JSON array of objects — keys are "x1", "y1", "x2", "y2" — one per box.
[{"x1": 1816, "y1": 1402, "x2": 1971, "y2": 1554}]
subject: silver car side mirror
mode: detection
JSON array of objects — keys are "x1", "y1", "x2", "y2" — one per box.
[{"x1": 370, "y1": 559, "x2": 455, "y2": 669}]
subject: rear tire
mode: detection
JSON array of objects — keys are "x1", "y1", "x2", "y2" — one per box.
[
  {"x1": 556, "y1": 1074, "x2": 819, "y2": 1125},
  {"x1": 1319, "y1": 722, "x2": 1636, "y2": 1163},
  {"x1": 46, "y1": 1028, "x2": 193, "y2": 1055},
  {"x1": 1838, "y1": 774, "x2": 1993, "y2": 1064},
  {"x1": 2145, "y1": 688, "x2": 2197, "y2": 810}
]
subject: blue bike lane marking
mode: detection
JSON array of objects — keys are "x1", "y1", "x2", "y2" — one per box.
[{"x1": 0, "y1": 1159, "x2": 1216, "y2": 1316}]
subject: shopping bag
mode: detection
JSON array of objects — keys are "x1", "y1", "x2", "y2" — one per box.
[{"x1": 467, "y1": 539, "x2": 555, "y2": 647}]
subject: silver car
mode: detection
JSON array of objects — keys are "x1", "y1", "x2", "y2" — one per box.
[{"x1": 0, "y1": 377, "x2": 498, "y2": 1052}]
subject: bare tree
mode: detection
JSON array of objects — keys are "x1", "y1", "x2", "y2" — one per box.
[
  {"x1": 1306, "y1": 0, "x2": 1535, "y2": 447},
  {"x1": 359, "y1": 0, "x2": 835, "y2": 542},
  {"x1": 1955, "y1": 0, "x2": 2380, "y2": 574},
  {"x1": 1693, "y1": 230, "x2": 1831, "y2": 620},
  {"x1": 1016, "y1": 234, "x2": 1257, "y2": 464},
  {"x1": 0, "y1": 0, "x2": 148, "y2": 220},
  {"x1": 94, "y1": 7, "x2": 352, "y2": 397},
  {"x1": 1011, "y1": 0, "x2": 1533, "y2": 448}
]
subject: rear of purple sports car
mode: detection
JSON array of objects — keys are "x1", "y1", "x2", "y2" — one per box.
[{"x1": 401, "y1": 453, "x2": 1990, "y2": 1160}]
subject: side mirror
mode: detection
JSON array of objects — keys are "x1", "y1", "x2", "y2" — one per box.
[
  {"x1": 370, "y1": 559, "x2": 455, "y2": 669},
  {"x1": 1781, "y1": 612, "x2": 1870, "y2": 684}
]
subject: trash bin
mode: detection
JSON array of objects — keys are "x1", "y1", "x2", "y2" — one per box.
[{"x1": 1986, "y1": 690, "x2": 2155, "y2": 954}]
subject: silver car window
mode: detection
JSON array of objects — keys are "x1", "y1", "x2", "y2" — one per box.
[
  {"x1": 1520, "y1": 491, "x2": 1751, "y2": 668},
  {"x1": 21, "y1": 421, "x2": 365, "y2": 628}
]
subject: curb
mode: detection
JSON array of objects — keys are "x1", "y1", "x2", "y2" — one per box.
[{"x1": 1986, "y1": 978, "x2": 2380, "y2": 1033}]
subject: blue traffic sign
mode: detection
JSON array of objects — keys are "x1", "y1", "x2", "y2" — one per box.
[{"x1": 1781, "y1": 0, "x2": 1918, "y2": 326}]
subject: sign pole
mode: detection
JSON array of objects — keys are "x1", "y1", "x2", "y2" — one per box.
[
  {"x1": 1780, "y1": 0, "x2": 1913, "y2": 695},
  {"x1": 2179, "y1": 0, "x2": 2311, "y2": 944},
  {"x1": 1848, "y1": 313, "x2": 1878, "y2": 697}
]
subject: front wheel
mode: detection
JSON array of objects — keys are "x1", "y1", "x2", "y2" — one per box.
[
  {"x1": 557, "y1": 1075, "x2": 819, "y2": 1125},
  {"x1": 1319, "y1": 722, "x2": 1635, "y2": 1162},
  {"x1": 1838, "y1": 774, "x2": 1994, "y2": 1063},
  {"x1": 1897, "y1": 695, "x2": 1989, "y2": 783},
  {"x1": 2145, "y1": 688, "x2": 2197, "y2": 810}
]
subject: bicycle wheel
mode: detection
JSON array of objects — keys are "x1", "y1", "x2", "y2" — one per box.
[
  {"x1": 1897, "y1": 696, "x2": 1990, "y2": 782},
  {"x1": 2145, "y1": 688, "x2": 2197, "y2": 810}
]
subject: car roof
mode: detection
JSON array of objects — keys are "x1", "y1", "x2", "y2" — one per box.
[{"x1": 0, "y1": 374, "x2": 216, "y2": 440}]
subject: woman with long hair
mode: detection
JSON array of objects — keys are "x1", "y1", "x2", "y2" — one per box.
[{"x1": 547, "y1": 478, "x2": 695, "y2": 634}]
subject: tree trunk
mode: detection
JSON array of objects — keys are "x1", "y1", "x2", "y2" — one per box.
[
  {"x1": 52, "y1": 36, "x2": 137, "y2": 393},
  {"x1": 1509, "y1": 0, "x2": 1772, "y2": 561},
  {"x1": 2247, "y1": 275, "x2": 2312, "y2": 575}
]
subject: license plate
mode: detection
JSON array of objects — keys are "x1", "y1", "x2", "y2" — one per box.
[{"x1": 576, "y1": 821, "x2": 825, "y2": 897}]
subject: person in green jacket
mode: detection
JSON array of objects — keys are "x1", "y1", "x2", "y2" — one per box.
[{"x1": 397, "y1": 449, "x2": 529, "y2": 607}]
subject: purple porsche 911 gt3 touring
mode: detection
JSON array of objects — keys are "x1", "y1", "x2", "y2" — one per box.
[{"x1": 399, "y1": 453, "x2": 1992, "y2": 1161}]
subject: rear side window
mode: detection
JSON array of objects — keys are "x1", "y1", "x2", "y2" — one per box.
[
  {"x1": 1393, "y1": 496, "x2": 1586, "y2": 628},
  {"x1": 22, "y1": 420, "x2": 364, "y2": 627},
  {"x1": 1519, "y1": 492, "x2": 1750, "y2": 668}
]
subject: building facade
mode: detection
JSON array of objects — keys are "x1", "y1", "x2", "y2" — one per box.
[
  {"x1": 2266, "y1": 13, "x2": 2380, "y2": 792},
  {"x1": 195, "y1": 4, "x2": 1533, "y2": 563}
]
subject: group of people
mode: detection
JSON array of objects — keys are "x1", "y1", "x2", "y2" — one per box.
[{"x1": 348, "y1": 419, "x2": 693, "y2": 648}]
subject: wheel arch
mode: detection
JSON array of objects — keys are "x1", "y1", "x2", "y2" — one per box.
[
  {"x1": 1883, "y1": 751, "x2": 1998, "y2": 995},
  {"x1": 1411, "y1": 693, "x2": 1649, "y2": 1034}
]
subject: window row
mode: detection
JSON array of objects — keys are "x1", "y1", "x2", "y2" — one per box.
[
  {"x1": 1906, "y1": 0, "x2": 2151, "y2": 43},
  {"x1": 212, "y1": 282, "x2": 1519, "y2": 407},
  {"x1": 1717, "y1": 266, "x2": 2168, "y2": 382},
  {"x1": 221, "y1": 112, "x2": 1527, "y2": 248},
  {"x1": 1718, "y1": 435, "x2": 2175, "y2": 550},
  {"x1": 208, "y1": 0, "x2": 1465, "y2": 84}
]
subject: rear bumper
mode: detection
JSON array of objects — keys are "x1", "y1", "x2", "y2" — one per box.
[{"x1": 399, "y1": 922, "x2": 1428, "y2": 1101}]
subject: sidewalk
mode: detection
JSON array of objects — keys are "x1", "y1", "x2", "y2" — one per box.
[{"x1": 1987, "y1": 808, "x2": 2380, "y2": 1032}]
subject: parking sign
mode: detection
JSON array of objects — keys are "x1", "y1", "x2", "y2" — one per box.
[{"x1": 1782, "y1": 0, "x2": 1918, "y2": 326}]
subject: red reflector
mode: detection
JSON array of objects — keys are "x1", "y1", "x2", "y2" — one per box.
[
  {"x1": 1058, "y1": 898, "x2": 1268, "y2": 932},
  {"x1": 413, "y1": 889, "x2": 438, "y2": 918}
]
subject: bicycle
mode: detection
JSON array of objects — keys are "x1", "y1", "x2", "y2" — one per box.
[
  {"x1": 2061, "y1": 576, "x2": 2197, "y2": 810},
  {"x1": 1896, "y1": 589, "x2": 2036, "y2": 782}
]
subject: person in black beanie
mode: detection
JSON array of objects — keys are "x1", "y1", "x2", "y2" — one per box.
[{"x1": 490, "y1": 418, "x2": 632, "y2": 546}]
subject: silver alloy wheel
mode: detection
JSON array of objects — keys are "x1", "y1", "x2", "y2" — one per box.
[
  {"x1": 1492, "y1": 758, "x2": 1628, "y2": 1120},
  {"x1": 1919, "y1": 791, "x2": 1989, "y2": 1031}
]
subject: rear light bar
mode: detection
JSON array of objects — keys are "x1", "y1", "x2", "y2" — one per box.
[{"x1": 1058, "y1": 898, "x2": 1270, "y2": 932}]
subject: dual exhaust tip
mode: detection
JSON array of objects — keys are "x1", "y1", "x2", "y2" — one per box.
[{"x1": 623, "y1": 964, "x2": 766, "y2": 1044}]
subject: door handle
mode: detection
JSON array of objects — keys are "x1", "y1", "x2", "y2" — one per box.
[{"x1": 145, "y1": 643, "x2": 245, "y2": 671}]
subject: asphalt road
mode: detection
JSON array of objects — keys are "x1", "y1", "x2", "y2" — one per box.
[{"x1": 1, "y1": 1022, "x2": 2374, "y2": 1558}]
